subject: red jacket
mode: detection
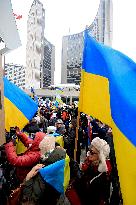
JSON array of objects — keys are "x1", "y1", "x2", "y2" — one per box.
[{"x1": 5, "y1": 132, "x2": 45, "y2": 182}]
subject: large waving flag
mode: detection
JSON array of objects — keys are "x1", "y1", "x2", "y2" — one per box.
[
  {"x1": 39, "y1": 154, "x2": 70, "y2": 194},
  {"x1": 79, "y1": 31, "x2": 136, "y2": 205},
  {"x1": 4, "y1": 77, "x2": 38, "y2": 131}
]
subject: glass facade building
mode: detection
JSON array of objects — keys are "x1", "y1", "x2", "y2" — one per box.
[
  {"x1": 61, "y1": 0, "x2": 113, "y2": 84},
  {"x1": 4, "y1": 63, "x2": 26, "y2": 89},
  {"x1": 41, "y1": 38, "x2": 55, "y2": 87}
]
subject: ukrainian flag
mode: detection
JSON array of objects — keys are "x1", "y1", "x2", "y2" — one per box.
[
  {"x1": 39, "y1": 154, "x2": 70, "y2": 193},
  {"x1": 55, "y1": 135, "x2": 64, "y2": 147},
  {"x1": 4, "y1": 77, "x2": 38, "y2": 131},
  {"x1": 79, "y1": 31, "x2": 136, "y2": 205},
  {"x1": 49, "y1": 133, "x2": 64, "y2": 147}
]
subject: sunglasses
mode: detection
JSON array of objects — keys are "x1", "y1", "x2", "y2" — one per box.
[{"x1": 89, "y1": 150, "x2": 98, "y2": 155}]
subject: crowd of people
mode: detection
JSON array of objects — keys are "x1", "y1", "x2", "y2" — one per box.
[{"x1": 0, "y1": 102, "x2": 123, "y2": 205}]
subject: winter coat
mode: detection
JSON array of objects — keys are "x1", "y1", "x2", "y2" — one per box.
[
  {"x1": 74, "y1": 160, "x2": 112, "y2": 205},
  {"x1": 20, "y1": 148, "x2": 81, "y2": 205},
  {"x1": 20, "y1": 148, "x2": 67, "y2": 205},
  {"x1": 61, "y1": 111, "x2": 67, "y2": 121},
  {"x1": 21, "y1": 174, "x2": 60, "y2": 205},
  {"x1": 63, "y1": 127, "x2": 76, "y2": 159},
  {"x1": 5, "y1": 132, "x2": 45, "y2": 183},
  {"x1": 67, "y1": 127, "x2": 76, "y2": 149}
]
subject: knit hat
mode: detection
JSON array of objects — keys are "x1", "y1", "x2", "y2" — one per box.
[
  {"x1": 47, "y1": 126, "x2": 56, "y2": 134},
  {"x1": 91, "y1": 137, "x2": 110, "y2": 173},
  {"x1": 39, "y1": 136, "x2": 55, "y2": 157},
  {"x1": 56, "y1": 119, "x2": 63, "y2": 124}
]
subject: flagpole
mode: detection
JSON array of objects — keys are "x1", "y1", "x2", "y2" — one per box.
[
  {"x1": 74, "y1": 68, "x2": 84, "y2": 161},
  {"x1": 0, "y1": 54, "x2": 5, "y2": 145},
  {"x1": 74, "y1": 110, "x2": 80, "y2": 161}
]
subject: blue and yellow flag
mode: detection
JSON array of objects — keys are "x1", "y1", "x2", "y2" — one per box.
[
  {"x1": 79, "y1": 31, "x2": 136, "y2": 205},
  {"x1": 48, "y1": 133, "x2": 64, "y2": 147},
  {"x1": 39, "y1": 154, "x2": 70, "y2": 193},
  {"x1": 55, "y1": 135, "x2": 64, "y2": 147},
  {"x1": 4, "y1": 77, "x2": 38, "y2": 131}
]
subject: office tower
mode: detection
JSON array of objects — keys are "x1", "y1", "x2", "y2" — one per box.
[
  {"x1": 41, "y1": 38, "x2": 55, "y2": 87},
  {"x1": 4, "y1": 63, "x2": 26, "y2": 89},
  {"x1": 61, "y1": 0, "x2": 113, "y2": 84}
]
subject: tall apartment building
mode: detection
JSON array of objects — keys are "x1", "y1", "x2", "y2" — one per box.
[
  {"x1": 41, "y1": 38, "x2": 55, "y2": 88},
  {"x1": 4, "y1": 63, "x2": 26, "y2": 89},
  {"x1": 26, "y1": 0, "x2": 45, "y2": 89},
  {"x1": 61, "y1": 0, "x2": 113, "y2": 84}
]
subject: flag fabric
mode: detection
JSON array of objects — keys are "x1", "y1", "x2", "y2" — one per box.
[
  {"x1": 16, "y1": 137, "x2": 27, "y2": 154},
  {"x1": 79, "y1": 31, "x2": 136, "y2": 205},
  {"x1": 55, "y1": 94, "x2": 63, "y2": 105},
  {"x1": 31, "y1": 87, "x2": 35, "y2": 95},
  {"x1": 55, "y1": 87, "x2": 64, "y2": 106},
  {"x1": 34, "y1": 95, "x2": 38, "y2": 105},
  {"x1": 30, "y1": 86, "x2": 35, "y2": 99},
  {"x1": 39, "y1": 154, "x2": 70, "y2": 193},
  {"x1": 4, "y1": 77, "x2": 38, "y2": 131},
  {"x1": 54, "y1": 100, "x2": 59, "y2": 108},
  {"x1": 55, "y1": 135, "x2": 64, "y2": 147},
  {"x1": 30, "y1": 87, "x2": 38, "y2": 104},
  {"x1": 48, "y1": 133, "x2": 64, "y2": 147}
]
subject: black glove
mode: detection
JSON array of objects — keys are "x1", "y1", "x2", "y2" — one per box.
[{"x1": 5, "y1": 132, "x2": 12, "y2": 143}]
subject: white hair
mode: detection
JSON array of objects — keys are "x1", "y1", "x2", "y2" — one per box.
[{"x1": 39, "y1": 136, "x2": 55, "y2": 157}]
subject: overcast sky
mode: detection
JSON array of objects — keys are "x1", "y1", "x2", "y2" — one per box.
[{"x1": 5, "y1": 0, "x2": 136, "y2": 83}]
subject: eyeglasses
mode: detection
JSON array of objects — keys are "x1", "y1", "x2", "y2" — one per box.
[{"x1": 88, "y1": 150, "x2": 98, "y2": 156}]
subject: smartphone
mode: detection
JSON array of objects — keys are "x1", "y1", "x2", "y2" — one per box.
[{"x1": 10, "y1": 127, "x2": 16, "y2": 138}]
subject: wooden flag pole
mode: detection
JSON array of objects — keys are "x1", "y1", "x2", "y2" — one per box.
[
  {"x1": 74, "y1": 110, "x2": 80, "y2": 161},
  {"x1": 0, "y1": 54, "x2": 5, "y2": 145}
]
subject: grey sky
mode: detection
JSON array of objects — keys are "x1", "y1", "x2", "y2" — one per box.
[{"x1": 5, "y1": 0, "x2": 136, "y2": 83}]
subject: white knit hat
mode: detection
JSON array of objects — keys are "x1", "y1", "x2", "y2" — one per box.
[
  {"x1": 47, "y1": 126, "x2": 56, "y2": 134},
  {"x1": 91, "y1": 137, "x2": 110, "y2": 173}
]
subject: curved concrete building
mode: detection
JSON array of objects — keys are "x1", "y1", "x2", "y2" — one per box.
[
  {"x1": 26, "y1": 0, "x2": 45, "y2": 89},
  {"x1": 61, "y1": 0, "x2": 113, "y2": 85}
]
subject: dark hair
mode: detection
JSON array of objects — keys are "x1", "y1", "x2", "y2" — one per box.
[{"x1": 71, "y1": 119, "x2": 77, "y2": 128}]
